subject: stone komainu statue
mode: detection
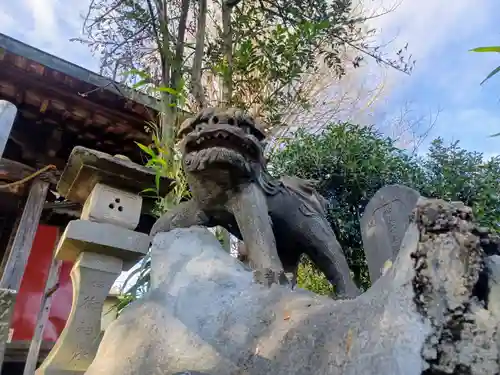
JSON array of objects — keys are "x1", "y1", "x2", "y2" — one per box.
[{"x1": 151, "y1": 108, "x2": 359, "y2": 298}]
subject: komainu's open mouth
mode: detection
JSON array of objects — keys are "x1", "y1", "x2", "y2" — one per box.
[
  {"x1": 185, "y1": 128, "x2": 260, "y2": 161},
  {"x1": 178, "y1": 108, "x2": 266, "y2": 173}
]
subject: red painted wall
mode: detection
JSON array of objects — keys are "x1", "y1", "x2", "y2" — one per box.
[{"x1": 10, "y1": 224, "x2": 73, "y2": 342}]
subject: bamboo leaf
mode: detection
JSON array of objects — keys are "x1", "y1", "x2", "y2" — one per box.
[
  {"x1": 114, "y1": 295, "x2": 135, "y2": 314},
  {"x1": 489, "y1": 132, "x2": 500, "y2": 137},
  {"x1": 155, "y1": 172, "x2": 161, "y2": 191},
  {"x1": 140, "y1": 188, "x2": 158, "y2": 194},
  {"x1": 152, "y1": 158, "x2": 167, "y2": 167},
  {"x1": 122, "y1": 68, "x2": 151, "y2": 80},
  {"x1": 152, "y1": 86, "x2": 179, "y2": 95},
  {"x1": 152, "y1": 134, "x2": 159, "y2": 145},
  {"x1": 135, "y1": 142, "x2": 155, "y2": 157},
  {"x1": 156, "y1": 146, "x2": 169, "y2": 155},
  {"x1": 131, "y1": 79, "x2": 149, "y2": 89},
  {"x1": 480, "y1": 65, "x2": 500, "y2": 85},
  {"x1": 470, "y1": 46, "x2": 500, "y2": 53}
]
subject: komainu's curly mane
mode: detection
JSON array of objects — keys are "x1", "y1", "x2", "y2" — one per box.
[{"x1": 257, "y1": 168, "x2": 329, "y2": 217}]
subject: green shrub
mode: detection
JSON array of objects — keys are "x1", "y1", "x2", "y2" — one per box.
[{"x1": 270, "y1": 123, "x2": 500, "y2": 293}]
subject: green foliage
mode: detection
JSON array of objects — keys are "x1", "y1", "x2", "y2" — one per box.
[
  {"x1": 270, "y1": 123, "x2": 422, "y2": 289},
  {"x1": 216, "y1": 3, "x2": 365, "y2": 125},
  {"x1": 420, "y1": 139, "x2": 500, "y2": 232},
  {"x1": 270, "y1": 123, "x2": 500, "y2": 293},
  {"x1": 115, "y1": 293, "x2": 136, "y2": 315},
  {"x1": 296, "y1": 255, "x2": 335, "y2": 297},
  {"x1": 136, "y1": 120, "x2": 191, "y2": 215},
  {"x1": 117, "y1": 119, "x2": 189, "y2": 310},
  {"x1": 128, "y1": 69, "x2": 190, "y2": 216},
  {"x1": 79, "y1": 0, "x2": 414, "y2": 129},
  {"x1": 116, "y1": 255, "x2": 152, "y2": 314},
  {"x1": 220, "y1": 1, "x2": 413, "y2": 126}
]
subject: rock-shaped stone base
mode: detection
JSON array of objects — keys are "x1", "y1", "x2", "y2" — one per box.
[{"x1": 85, "y1": 199, "x2": 500, "y2": 375}]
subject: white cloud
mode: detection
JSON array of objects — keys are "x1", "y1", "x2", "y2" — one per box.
[
  {"x1": 298, "y1": 0, "x2": 496, "y2": 137},
  {"x1": 358, "y1": 0, "x2": 496, "y2": 99},
  {"x1": 0, "y1": 0, "x2": 98, "y2": 71},
  {"x1": 0, "y1": 6, "x2": 15, "y2": 31},
  {"x1": 365, "y1": 0, "x2": 492, "y2": 69},
  {"x1": 23, "y1": 0, "x2": 59, "y2": 42},
  {"x1": 351, "y1": 0, "x2": 500, "y2": 155}
]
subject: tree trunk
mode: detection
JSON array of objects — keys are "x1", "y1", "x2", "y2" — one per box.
[
  {"x1": 191, "y1": 0, "x2": 208, "y2": 110},
  {"x1": 221, "y1": 2, "x2": 233, "y2": 106}
]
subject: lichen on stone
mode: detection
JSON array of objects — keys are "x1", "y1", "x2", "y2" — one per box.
[{"x1": 411, "y1": 199, "x2": 498, "y2": 374}]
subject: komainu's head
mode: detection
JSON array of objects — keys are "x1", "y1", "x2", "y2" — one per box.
[{"x1": 178, "y1": 108, "x2": 266, "y2": 177}]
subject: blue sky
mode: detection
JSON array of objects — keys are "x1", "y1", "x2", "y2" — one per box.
[
  {"x1": 1, "y1": 0, "x2": 499, "y2": 159},
  {"x1": 365, "y1": 0, "x2": 500, "y2": 158}
]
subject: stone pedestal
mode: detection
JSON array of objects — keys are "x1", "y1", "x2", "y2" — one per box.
[
  {"x1": 36, "y1": 253, "x2": 122, "y2": 375},
  {"x1": 35, "y1": 222, "x2": 149, "y2": 375},
  {"x1": 35, "y1": 147, "x2": 173, "y2": 375}
]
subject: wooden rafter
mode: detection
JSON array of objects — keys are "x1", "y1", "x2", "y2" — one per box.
[{"x1": 0, "y1": 65, "x2": 154, "y2": 135}]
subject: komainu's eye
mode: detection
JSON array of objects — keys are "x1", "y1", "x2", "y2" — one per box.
[
  {"x1": 177, "y1": 126, "x2": 194, "y2": 139},
  {"x1": 178, "y1": 118, "x2": 196, "y2": 138}
]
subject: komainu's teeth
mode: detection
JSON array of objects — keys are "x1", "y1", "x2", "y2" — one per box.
[{"x1": 213, "y1": 131, "x2": 228, "y2": 139}]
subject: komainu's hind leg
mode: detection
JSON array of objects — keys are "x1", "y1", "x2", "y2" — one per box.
[{"x1": 302, "y1": 217, "x2": 360, "y2": 299}]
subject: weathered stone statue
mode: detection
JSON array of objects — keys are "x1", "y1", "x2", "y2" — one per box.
[
  {"x1": 150, "y1": 108, "x2": 359, "y2": 298},
  {"x1": 87, "y1": 198, "x2": 500, "y2": 375}
]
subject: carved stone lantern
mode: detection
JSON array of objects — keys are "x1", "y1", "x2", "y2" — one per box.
[{"x1": 36, "y1": 146, "x2": 172, "y2": 375}]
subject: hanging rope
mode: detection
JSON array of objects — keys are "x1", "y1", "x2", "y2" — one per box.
[{"x1": 0, "y1": 164, "x2": 57, "y2": 189}]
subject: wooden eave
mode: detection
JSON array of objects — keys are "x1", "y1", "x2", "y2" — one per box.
[{"x1": 0, "y1": 33, "x2": 162, "y2": 168}]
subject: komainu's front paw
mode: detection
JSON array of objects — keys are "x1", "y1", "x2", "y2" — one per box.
[
  {"x1": 253, "y1": 268, "x2": 289, "y2": 288},
  {"x1": 150, "y1": 215, "x2": 173, "y2": 237}
]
